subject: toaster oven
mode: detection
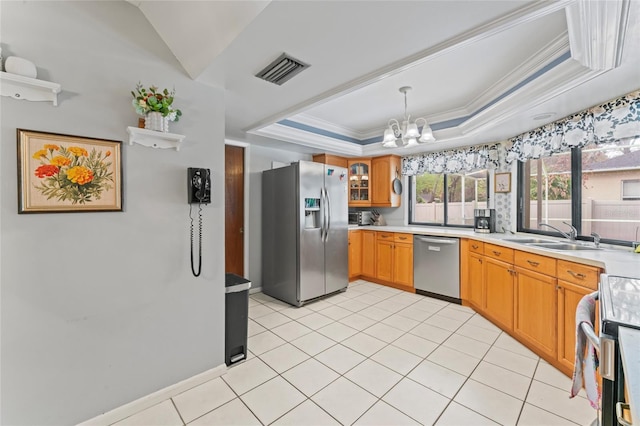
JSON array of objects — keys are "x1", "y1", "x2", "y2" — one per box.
[{"x1": 349, "y1": 211, "x2": 373, "y2": 226}]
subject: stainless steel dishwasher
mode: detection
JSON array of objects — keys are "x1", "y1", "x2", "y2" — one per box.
[{"x1": 413, "y1": 235, "x2": 460, "y2": 303}]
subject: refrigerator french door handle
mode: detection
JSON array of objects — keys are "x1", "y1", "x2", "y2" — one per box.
[
  {"x1": 320, "y1": 188, "x2": 327, "y2": 241},
  {"x1": 325, "y1": 187, "x2": 331, "y2": 242}
]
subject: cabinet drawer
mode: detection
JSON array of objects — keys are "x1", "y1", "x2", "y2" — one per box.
[
  {"x1": 515, "y1": 250, "x2": 557, "y2": 276},
  {"x1": 557, "y1": 260, "x2": 599, "y2": 290},
  {"x1": 394, "y1": 233, "x2": 412, "y2": 243},
  {"x1": 469, "y1": 240, "x2": 484, "y2": 255},
  {"x1": 377, "y1": 232, "x2": 394, "y2": 241},
  {"x1": 484, "y1": 243, "x2": 514, "y2": 263}
]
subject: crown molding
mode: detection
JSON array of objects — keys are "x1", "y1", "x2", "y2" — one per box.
[
  {"x1": 251, "y1": 123, "x2": 364, "y2": 156},
  {"x1": 245, "y1": 0, "x2": 573, "y2": 134},
  {"x1": 289, "y1": 113, "x2": 366, "y2": 139},
  {"x1": 566, "y1": 0, "x2": 630, "y2": 70},
  {"x1": 466, "y1": 33, "x2": 570, "y2": 114},
  {"x1": 459, "y1": 61, "x2": 607, "y2": 135}
]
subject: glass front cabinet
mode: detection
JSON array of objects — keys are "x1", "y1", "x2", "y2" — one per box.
[{"x1": 348, "y1": 159, "x2": 371, "y2": 206}]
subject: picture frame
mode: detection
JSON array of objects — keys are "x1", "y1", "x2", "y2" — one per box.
[
  {"x1": 494, "y1": 172, "x2": 511, "y2": 193},
  {"x1": 17, "y1": 129, "x2": 123, "y2": 213}
]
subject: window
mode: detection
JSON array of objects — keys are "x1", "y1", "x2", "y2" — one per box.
[
  {"x1": 622, "y1": 180, "x2": 640, "y2": 200},
  {"x1": 410, "y1": 170, "x2": 489, "y2": 226},
  {"x1": 518, "y1": 137, "x2": 640, "y2": 244}
]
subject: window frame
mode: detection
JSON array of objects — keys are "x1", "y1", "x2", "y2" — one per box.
[
  {"x1": 516, "y1": 147, "x2": 633, "y2": 247},
  {"x1": 408, "y1": 171, "x2": 490, "y2": 228}
]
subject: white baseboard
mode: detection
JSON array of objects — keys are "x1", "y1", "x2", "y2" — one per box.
[
  {"x1": 78, "y1": 363, "x2": 228, "y2": 426},
  {"x1": 249, "y1": 286, "x2": 262, "y2": 294}
]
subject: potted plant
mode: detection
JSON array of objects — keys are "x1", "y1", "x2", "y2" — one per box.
[{"x1": 131, "y1": 82, "x2": 182, "y2": 132}]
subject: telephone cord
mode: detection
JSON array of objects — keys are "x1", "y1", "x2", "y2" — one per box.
[{"x1": 190, "y1": 203, "x2": 203, "y2": 277}]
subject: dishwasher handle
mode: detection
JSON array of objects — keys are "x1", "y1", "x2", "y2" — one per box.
[{"x1": 415, "y1": 236, "x2": 458, "y2": 245}]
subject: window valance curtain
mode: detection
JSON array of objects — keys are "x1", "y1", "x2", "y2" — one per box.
[
  {"x1": 402, "y1": 143, "x2": 500, "y2": 176},
  {"x1": 505, "y1": 89, "x2": 640, "y2": 164}
]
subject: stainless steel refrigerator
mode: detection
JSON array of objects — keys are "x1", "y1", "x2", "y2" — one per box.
[{"x1": 262, "y1": 161, "x2": 348, "y2": 306}]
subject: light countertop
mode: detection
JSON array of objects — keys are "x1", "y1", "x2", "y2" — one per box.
[{"x1": 348, "y1": 225, "x2": 640, "y2": 279}]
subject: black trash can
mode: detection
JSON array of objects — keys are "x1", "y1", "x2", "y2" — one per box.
[{"x1": 225, "y1": 273, "x2": 251, "y2": 366}]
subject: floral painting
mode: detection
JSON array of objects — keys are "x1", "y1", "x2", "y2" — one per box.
[{"x1": 17, "y1": 129, "x2": 122, "y2": 213}]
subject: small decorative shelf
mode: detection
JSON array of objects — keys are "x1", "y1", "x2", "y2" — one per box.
[
  {"x1": 0, "y1": 71, "x2": 62, "y2": 106},
  {"x1": 126, "y1": 127, "x2": 186, "y2": 151}
]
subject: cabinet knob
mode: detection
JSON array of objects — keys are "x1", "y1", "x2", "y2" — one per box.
[{"x1": 493, "y1": 250, "x2": 501, "y2": 256}]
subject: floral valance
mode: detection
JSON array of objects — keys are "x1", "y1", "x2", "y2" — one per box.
[
  {"x1": 506, "y1": 89, "x2": 640, "y2": 163},
  {"x1": 402, "y1": 143, "x2": 500, "y2": 176}
]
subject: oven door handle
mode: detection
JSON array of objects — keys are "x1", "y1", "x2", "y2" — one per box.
[{"x1": 580, "y1": 322, "x2": 600, "y2": 354}]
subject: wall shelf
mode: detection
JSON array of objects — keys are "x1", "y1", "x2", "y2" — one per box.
[
  {"x1": 0, "y1": 71, "x2": 62, "y2": 106},
  {"x1": 126, "y1": 127, "x2": 186, "y2": 151}
]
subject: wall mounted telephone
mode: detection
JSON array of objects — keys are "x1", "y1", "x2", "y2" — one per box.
[
  {"x1": 188, "y1": 168, "x2": 211, "y2": 204},
  {"x1": 188, "y1": 168, "x2": 211, "y2": 277}
]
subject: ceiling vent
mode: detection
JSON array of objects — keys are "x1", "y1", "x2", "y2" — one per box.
[{"x1": 255, "y1": 53, "x2": 309, "y2": 85}]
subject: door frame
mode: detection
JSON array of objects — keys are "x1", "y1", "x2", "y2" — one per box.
[{"x1": 225, "y1": 139, "x2": 249, "y2": 278}]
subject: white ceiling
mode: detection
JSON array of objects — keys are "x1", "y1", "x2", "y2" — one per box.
[{"x1": 131, "y1": 0, "x2": 640, "y2": 157}]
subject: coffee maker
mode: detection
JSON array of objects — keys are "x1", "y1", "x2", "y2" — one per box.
[{"x1": 474, "y1": 209, "x2": 496, "y2": 233}]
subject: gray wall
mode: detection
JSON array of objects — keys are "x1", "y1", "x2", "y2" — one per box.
[
  {"x1": 1, "y1": 2, "x2": 226, "y2": 425},
  {"x1": 246, "y1": 145, "x2": 311, "y2": 290}
]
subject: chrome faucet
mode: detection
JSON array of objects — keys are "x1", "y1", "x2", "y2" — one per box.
[
  {"x1": 591, "y1": 232, "x2": 601, "y2": 248},
  {"x1": 539, "y1": 221, "x2": 577, "y2": 241}
]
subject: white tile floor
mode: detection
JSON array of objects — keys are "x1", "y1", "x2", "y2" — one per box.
[{"x1": 113, "y1": 280, "x2": 597, "y2": 426}]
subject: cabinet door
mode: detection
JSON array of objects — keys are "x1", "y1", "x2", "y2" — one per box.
[
  {"x1": 376, "y1": 239, "x2": 393, "y2": 282},
  {"x1": 514, "y1": 266, "x2": 557, "y2": 359},
  {"x1": 361, "y1": 231, "x2": 376, "y2": 278},
  {"x1": 393, "y1": 242, "x2": 413, "y2": 287},
  {"x1": 371, "y1": 155, "x2": 401, "y2": 207},
  {"x1": 557, "y1": 280, "x2": 597, "y2": 373},
  {"x1": 483, "y1": 257, "x2": 514, "y2": 331},
  {"x1": 468, "y1": 252, "x2": 484, "y2": 310},
  {"x1": 348, "y1": 160, "x2": 371, "y2": 206},
  {"x1": 348, "y1": 231, "x2": 362, "y2": 279}
]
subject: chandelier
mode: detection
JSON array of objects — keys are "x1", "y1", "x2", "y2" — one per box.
[{"x1": 382, "y1": 86, "x2": 435, "y2": 148}]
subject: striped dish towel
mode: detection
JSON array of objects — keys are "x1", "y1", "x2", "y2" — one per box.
[{"x1": 570, "y1": 292, "x2": 600, "y2": 409}]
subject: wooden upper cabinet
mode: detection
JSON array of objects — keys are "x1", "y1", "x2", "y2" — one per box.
[
  {"x1": 371, "y1": 155, "x2": 401, "y2": 207},
  {"x1": 312, "y1": 154, "x2": 348, "y2": 168},
  {"x1": 348, "y1": 159, "x2": 371, "y2": 206}
]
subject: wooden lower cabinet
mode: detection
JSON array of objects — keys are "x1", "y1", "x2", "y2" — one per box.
[
  {"x1": 375, "y1": 238, "x2": 394, "y2": 282},
  {"x1": 483, "y1": 256, "x2": 515, "y2": 331},
  {"x1": 361, "y1": 230, "x2": 376, "y2": 278},
  {"x1": 557, "y1": 279, "x2": 596, "y2": 374},
  {"x1": 468, "y1": 252, "x2": 484, "y2": 309},
  {"x1": 514, "y1": 266, "x2": 557, "y2": 359},
  {"x1": 393, "y1": 240, "x2": 413, "y2": 287},
  {"x1": 462, "y1": 238, "x2": 602, "y2": 378},
  {"x1": 348, "y1": 230, "x2": 362, "y2": 279}
]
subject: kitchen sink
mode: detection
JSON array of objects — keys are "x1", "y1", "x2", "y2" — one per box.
[
  {"x1": 527, "y1": 242, "x2": 600, "y2": 251},
  {"x1": 501, "y1": 238, "x2": 556, "y2": 244}
]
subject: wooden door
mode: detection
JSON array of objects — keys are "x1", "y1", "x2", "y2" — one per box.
[
  {"x1": 393, "y1": 242, "x2": 413, "y2": 287},
  {"x1": 225, "y1": 145, "x2": 244, "y2": 275},
  {"x1": 349, "y1": 230, "x2": 362, "y2": 279},
  {"x1": 361, "y1": 231, "x2": 376, "y2": 278},
  {"x1": 376, "y1": 239, "x2": 393, "y2": 282},
  {"x1": 557, "y1": 280, "x2": 596, "y2": 374},
  {"x1": 468, "y1": 252, "x2": 484, "y2": 310},
  {"x1": 514, "y1": 267, "x2": 557, "y2": 359},
  {"x1": 483, "y1": 257, "x2": 514, "y2": 331}
]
